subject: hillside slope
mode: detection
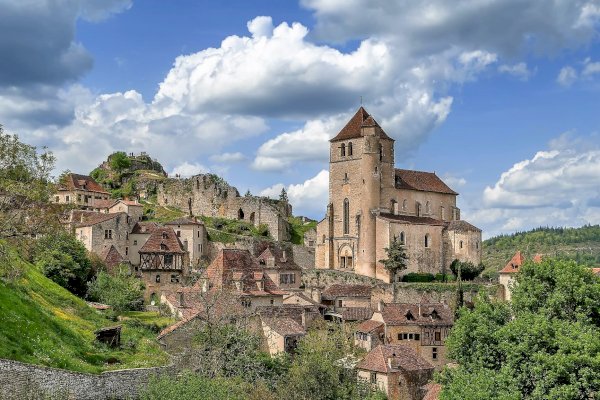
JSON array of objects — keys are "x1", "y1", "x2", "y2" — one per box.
[
  {"x1": 0, "y1": 246, "x2": 170, "y2": 373},
  {"x1": 482, "y1": 225, "x2": 600, "y2": 278}
]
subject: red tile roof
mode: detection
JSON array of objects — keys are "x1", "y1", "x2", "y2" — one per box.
[
  {"x1": 330, "y1": 107, "x2": 393, "y2": 142},
  {"x1": 100, "y1": 245, "x2": 127, "y2": 271},
  {"x1": 499, "y1": 251, "x2": 524, "y2": 274},
  {"x1": 342, "y1": 307, "x2": 374, "y2": 322},
  {"x1": 94, "y1": 199, "x2": 118, "y2": 209},
  {"x1": 592, "y1": 268, "x2": 600, "y2": 276},
  {"x1": 74, "y1": 212, "x2": 127, "y2": 228},
  {"x1": 395, "y1": 169, "x2": 458, "y2": 195},
  {"x1": 321, "y1": 284, "x2": 372, "y2": 300},
  {"x1": 262, "y1": 316, "x2": 305, "y2": 336},
  {"x1": 116, "y1": 199, "x2": 142, "y2": 207},
  {"x1": 139, "y1": 227, "x2": 186, "y2": 254},
  {"x1": 445, "y1": 220, "x2": 481, "y2": 232},
  {"x1": 257, "y1": 246, "x2": 301, "y2": 271},
  {"x1": 357, "y1": 344, "x2": 433, "y2": 374},
  {"x1": 380, "y1": 303, "x2": 454, "y2": 326},
  {"x1": 356, "y1": 319, "x2": 384, "y2": 333},
  {"x1": 59, "y1": 173, "x2": 109, "y2": 194},
  {"x1": 131, "y1": 221, "x2": 160, "y2": 234}
]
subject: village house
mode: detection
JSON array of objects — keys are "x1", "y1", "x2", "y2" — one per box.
[
  {"x1": 128, "y1": 221, "x2": 160, "y2": 269},
  {"x1": 101, "y1": 199, "x2": 144, "y2": 222},
  {"x1": 319, "y1": 284, "x2": 373, "y2": 322},
  {"x1": 316, "y1": 107, "x2": 482, "y2": 283},
  {"x1": 99, "y1": 244, "x2": 129, "y2": 274},
  {"x1": 54, "y1": 173, "x2": 111, "y2": 209},
  {"x1": 164, "y1": 217, "x2": 207, "y2": 268},
  {"x1": 356, "y1": 344, "x2": 434, "y2": 400},
  {"x1": 361, "y1": 302, "x2": 454, "y2": 370},
  {"x1": 498, "y1": 251, "x2": 543, "y2": 301},
  {"x1": 257, "y1": 246, "x2": 302, "y2": 291},
  {"x1": 139, "y1": 226, "x2": 189, "y2": 302},
  {"x1": 73, "y1": 211, "x2": 131, "y2": 260}
]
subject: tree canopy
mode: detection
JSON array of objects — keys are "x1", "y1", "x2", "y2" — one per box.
[
  {"x1": 379, "y1": 236, "x2": 409, "y2": 280},
  {"x1": 109, "y1": 151, "x2": 131, "y2": 172}
]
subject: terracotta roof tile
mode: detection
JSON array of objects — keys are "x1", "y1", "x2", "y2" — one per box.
[
  {"x1": 499, "y1": 251, "x2": 524, "y2": 274},
  {"x1": 59, "y1": 173, "x2": 109, "y2": 194},
  {"x1": 592, "y1": 268, "x2": 600, "y2": 276},
  {"x1": 257, "y1": 246, "x2": 302, "y2": 271},
  {"x1": 131, "y1": 221, "x2": 160, "y2": 234},
  {"x1": 445, "y1": 220, "x2": 481, "y2": 232},
  {"x1": 357, "y1": 344, "x2": 433, "y2": 374},
  {"x1": 356, "y1": 319, "x2": 384, "y2": 333},
  {"x1": 100, "y1": 245, "x2": 127, "y2": 271},
  {"x1": 139, "y1": 227, "x2": 186, "y2": 254},
  {"x1": 378, "y1": 213, "x2": 446, "y2": 226},
  {"x1": 116, "y1": 199, "x2": 142, "y2": 207},
  {"x1": 321, "y1": 284, "x2": 372, "y2": 300},
  {"x1": 165, "y1": 217, "x2": 204, "y2": 226},
  {"x1": 422, "y1": 383, "x2": 442, "y2": 400},
  {"x1": 380, "y1": 303, "x2": 454, "y2": 326},
  {"x1": 330, "y1": 107, "x2": 393, "y2": 142},
  {"x1": 262, "y1": 316, "x2": 305, "y2": 336},
  {"x1": 395, "y1": 169, "x2": 458, "y2": 195},
  {"x1": 74, "y1": 212, "x2": 127, "y2": 228},
  {"x1": 94, "y1": 199, "x2": 118, "y2": 209}
]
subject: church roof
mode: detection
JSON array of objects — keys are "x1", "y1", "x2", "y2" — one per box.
[
  {"x1": 446, "y1": 220, "x2": 481, "y2": 232},
  {"x1": 330, "y1": 107, "x2": 393, "y2": 142},
  {"x1": 395, "y1": 169, "x2": 458, "y2": 195}
]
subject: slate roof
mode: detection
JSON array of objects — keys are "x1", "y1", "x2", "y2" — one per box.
[
  {"x1": 356, "y1": 344, "x2": 433, "y2": 374},
  {"x1": 330, "y1": 107, "x2": 393, "y2": 142},
  {"x1": 321, "y1": 284, "x2": 372, "y2": 300},
  {"x1": 59, "y1": 173, "x2": 109, "y2": 194},
  {"x1": 499, "y1": 251, "x2": 524, "y2": 274},
  {"x1": 445, "y1": 220, "x2": 481, "y2": 232},
  {"x1": 257, "y1": 247, "x2": 301, "y2": 271},
  {"x1": 131, "y1": 221, "x2": 160, "y2": 234},
  {"x1": 165, "y1": 217, "x2": 204, "y2": 226},
  {"x1": 139, "y1": 227, "x2": 186, "y2": 254},
  {"x1": 262, "y1": 316, "x2": 305, "y2": 336},
  {"x1": 380, "y1": 303, "x2": 454, "y2": 326},
  {"x1": 356, "y1": 319, "x2": 384, "y2": 333},
  {"x1": 395, "y1": 169, "x2": 458, "y2": 195},
  {"x1": 74, "y1": 212, "x2": 127, "y2": 228},
  {"x1": 378, "y1": 213, "x2": 447, "y2": 226}
]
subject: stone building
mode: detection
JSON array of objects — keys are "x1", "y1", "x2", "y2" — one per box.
[
  {"x1": 165, "y1": 217, "x2": 207, "y2": 268},
  {"x1": 364, "y1": 302, "x2": 454, "y2": 370},
  {"x1": 356, "y1": 344, "x2": 434, "y2": 400},
  {"x1": 128, "y1": 222, "x2": 160, "y2": 269},
  {"x1": 257, "y1": 246, "x2": 302, "y2": 291},
  {"x1": 139, "y1": 226, "x2": 189, "y2": 302},
  {"x1": 73, "y1": 211, "x2": 132, "y2": 259},
  {"x1": 157, "y1": 173, "x2": 292, "y2": 241},
  {"x1": 320, "y1": 284, "x2": 373, "y2": 322},
  {"x1": 54, "y1": 173, "x2": 111, "y2": 209},
  {"x1": 316, "y1": 107, "x2": 482, "y2": 283}
]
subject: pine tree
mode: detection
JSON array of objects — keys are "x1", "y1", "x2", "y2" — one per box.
[
  {"x1": 379, "y1": 236, "x2": 408, "y2": 280},
  {"x1": 279, "y1": 188, "x2": 288, "y2": 203}
]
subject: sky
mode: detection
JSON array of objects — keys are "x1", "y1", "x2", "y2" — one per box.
[{"x1": 1, "y1": 0, "x2": 600, "y2": 238}]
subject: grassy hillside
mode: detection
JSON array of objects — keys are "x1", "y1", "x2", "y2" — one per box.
[
  {"x1": 482, "y1": 225, "x2": 600, "y2": 278},
  {"x1": 0, "y1": 246, "x2": 171, "y2": 373}
]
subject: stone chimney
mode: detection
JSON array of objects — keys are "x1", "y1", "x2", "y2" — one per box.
[
  {"x1": 281, "y1": 250, "x2": 287, "y2": 262},
  {"x1": 387, "y1": 354, "x2": 400, "y2": 370},
  {"x1": 378, "y1": 300, "x2": 385, "y2": 312}
]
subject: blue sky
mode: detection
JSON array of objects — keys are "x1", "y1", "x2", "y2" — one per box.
[{"x1": 1, "y1": 0, "x2": 600, "y2": 238}]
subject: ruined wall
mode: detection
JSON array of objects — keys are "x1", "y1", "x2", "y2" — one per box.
[
  {"x1": 0, "y1": 358, "x2": 174, "y2": 400},
  {"x1": 158, "y1": 174, "x2": 291, "y2": 241}
]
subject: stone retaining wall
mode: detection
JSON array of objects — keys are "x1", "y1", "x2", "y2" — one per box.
[{"x1": 0, "y1": 358, "x2": 174, "y2": 400}]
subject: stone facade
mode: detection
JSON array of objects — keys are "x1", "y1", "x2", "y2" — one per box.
[
  {"x1": 157, "y1": 174, "x2": 292, "y2": 241},
  {"x1": 165, "y1": 218, "x2": 208, "y2": 267},
  {"x1": 316, "y1": 107, "x2": 482, "y2": 283},
  {"x1": 74, "y1": 212, "x2": 132, "y2": 258},
  {"x1": 54, "y1": 173, "x2": 111, "y2": 209}
]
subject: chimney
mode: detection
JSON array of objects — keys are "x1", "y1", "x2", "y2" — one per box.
[
  {"x1": 387, "y1": 355, "x2": 399, "y2": 370},
  {"x1": 281, "y1": 250, "x2": 287, "y2": 262},
  {"x1": 301, "y1": 308, "x2": 307, "y2": 328},
  {"x1": 178, "y1": 292, "x2": 185, "y2": 307},
  {"x1": 418, "y1": 303, "x2": 422, "y2": 317},
  {"x1": 311, "y1": 288, "x2": 322, "y2": 304},
  {"x1": 378, "y1": 300, "x2": 385, "y2": 312}
]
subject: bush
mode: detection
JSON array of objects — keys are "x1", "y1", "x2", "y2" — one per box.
[
  {"x1": 87, "y1": 269, "x2": 145, "y2": 312},
  {"x1": 434, "y1": 273, "x2": 455, "y2": 282},
  {"x1": 450, "y1": 259, "x2": 485, "y2": 281},
  {"x1": 402, "y1": 272, "x2": 435, "y2": 282}
]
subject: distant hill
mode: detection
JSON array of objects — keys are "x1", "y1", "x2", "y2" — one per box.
[
  {"x1": 482, "y1": 225, "x2": 600, "y2": 278},
  {"x1": 0, "y1": 244, "x2": 170, "y2": 373}
]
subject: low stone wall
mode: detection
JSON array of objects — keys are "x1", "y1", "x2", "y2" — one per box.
[{"x1": 0, "y1": 358, "x2": 174, "y2": 400}]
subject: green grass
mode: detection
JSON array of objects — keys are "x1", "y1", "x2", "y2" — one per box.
[
  {"x1": 200, "y1": 216, "x2": 272, "y2": 243},
  {"x1": 140, "y1": 200, "x2": 186, "y2": 223},
  {"x1": 288, "y1": 216, "x2": 317, "y2": 245},
  {"x1": 0, "y1": 247, "x2": 170, "y2": 373}
]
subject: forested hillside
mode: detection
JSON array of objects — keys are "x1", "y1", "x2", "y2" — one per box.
[{"x1": 482, "y1": 225, "x2": 600, "y2": 278}]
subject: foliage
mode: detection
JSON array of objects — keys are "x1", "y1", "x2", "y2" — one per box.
[
  {"x1": 109, "y1": 151, "x2": 131, "y2": 172},
  {"x1": 402, "y1": 272, "x2": 435, "y2": 282},
  {"x1": 87, "y1": 269, "x2": 145, "y2": 313},
  {"x1": 379, "y1": 236, "x2": 408, "y2": 279},
  {"x1": 34, "y1": 232, "x2": 92, "y2": 297},
  {"x1": 441, "y1": 258, "x2": 600, "y2": 399},
  {"x1": 0, "y1": 243, "x2": 169, "y2": 373},
  {"x1": 449, "y1": 259, "x2": 484, "y2": 281},
  {"x1": 279, "y1": 187, "x2": 288, "y2": 203},
  {"x1": 288, "y1": 216, "x2": 317, "y2": 245},
  {"x1": 201, "y1": 216, "x2": 274, "y2": 242}
]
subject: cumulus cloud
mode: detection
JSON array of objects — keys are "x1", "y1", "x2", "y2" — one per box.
[
  {"x1": 261, "y1": 170, "x2": 329, "y2": 216},
  {"x1": 557, "y1": 66, "x2": 578, "y2": 86},
  {"x1": 210, "y1": 152, "x2": 246, "y2": 164},
  {"x1": 498, "y1": 62, "x2": 534, "y2": 80},
  {"x1": 170, "y1": 162, "x2": 209, "y2": 178},
  {"x1": 441, "y1": 174, "x2": 467, "y2": 189}
]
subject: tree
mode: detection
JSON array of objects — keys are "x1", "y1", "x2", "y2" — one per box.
[
  {"x1": 379, "y1": 236, "x2": 408, "y2": 280},
  {"x1": 109, "y1": 151, "x2": 131, "y2": 172},
  {"x1": 87, "y1": 268, "x2": 145, "y2": 312},
  {"x1": 450, "y1": 259, "x2": 484, "y2": 281},
  {"x1": 34, "y1": 232, "x2": 92, "y2": 296},
  {"x1": 279, "y1": 188, "x2": 288, "y2": 203}
]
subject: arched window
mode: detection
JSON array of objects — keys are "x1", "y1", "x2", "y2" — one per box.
[
  {"x1": 459, "y1": 240, "x2": 463, "y2": 249},
  {"x1": 476, "y1": 241, "x2": 479, "y2": 249},
  {"x1": 348, "y1": 142, "x2": 353, "y2": 156},
  {"x1": 238, "y1": 208, "x2": 244, "y2": 220},
  {"x1": 340, "y1": 143, "x2": 346, "y2": 157},
  {"x1": 425, "y1": 234, "x2": 430, "y2": 248},
  {"x1": 390, "y1": 199, "x2": 397, "y2": 214},
  {"x1": 400, "y1": 232, "x2": 405, "y2": 244},
  {"x1": 343, "y1": 198, "x2": 350, "y2": 235},
  {"x1": 322, "y1": 235, "x2": 326, "y2": 244}
]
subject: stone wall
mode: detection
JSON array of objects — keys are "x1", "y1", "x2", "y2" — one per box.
[
  {"x1": 291, "y1": 244, "x2": 315, "y2": 269},
  {"x1": 158, "y1": 174, "x2": 292, "y2": 241},
  {"x1": 0, "y1": 358, "x2": 174, "y2": 400}
]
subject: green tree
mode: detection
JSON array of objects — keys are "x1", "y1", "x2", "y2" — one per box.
[
  {"x1": 279, "y1": 187, "x2": 288, "y2": 203},
  {"x1": 87, "y1": 269, "x2": 144, "y2": 312},
  {"x1": 450, "y1": 259, "x2": 484, "y2": 281},
  {"x1": 379, "y1": 236, "x2": 408, "y2": 280},
  {"x1": 109, "y1": 151, "x2": 131, "y2": 172},
  {"x1": 34, "y1": 232, "x2": 92, "y2": 296}
]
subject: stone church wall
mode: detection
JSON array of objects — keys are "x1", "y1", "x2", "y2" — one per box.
[{"x1": 0, "y1": 358, "x2": 174, "y2": 400}]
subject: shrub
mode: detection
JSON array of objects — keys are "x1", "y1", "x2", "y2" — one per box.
[
  {"x1": 450, "y1": 259, "x2": 485, "y2": 281},
  {"x1": 402, "y1": 272, "x2": 435, "y2": 282},
  {"x1": 87, "y1": 269, "x2": 145, "y2": 312}
]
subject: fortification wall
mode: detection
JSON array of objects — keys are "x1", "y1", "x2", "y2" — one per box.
[
  {"x1": 0, "y1": 358, "x2": 174, "y2": 400},
  {"x1": 158, "y1": 174, "x2": 291, "y2": 241}
]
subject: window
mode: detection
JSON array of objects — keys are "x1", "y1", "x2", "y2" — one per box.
[
  {"x1": 370, "y1": 372, "x2": 377, "y2": 384},
  {"x1": 66, "y1": 195, "x2": 70, "y2": 202},
  {"x1": 170, "y1": 274, "x2": 179, "y2": 283},
  {"x1": 340, "y1": 143, "x2": 346, "y2": 156},
  {"x1": 55, "y1": 196, "x2": 59, "y2": 203},
  {"x1": 415, "y1": 333, "x2": 420, "y2": 341},
  {"x1": 125, "y1": 247, "x2": 128, "y2": 256},
  {"x1": 162, "y1": 232, "x2": 168, "y2": 239},
  {"x1": 435, "y1": 331, "x2": 441, "y2": 341},
  {"x1": 160, "y1": 244, "x2": 167, "y2": 250},
  {"x1": 164, "y1": 254, "x2": 173, "y2": 266},
  {"x1": 322, "y1": 235, "x2": 326, "y2": 244},
  {"x1": 241, "y1": 298, "x2": 251, "y2": 308},
  {"x1": 155, "y1": 275, "x2": 161, "y2": 283},
  {"x1": 379, "y1": 144, "x2": 383, "y2": 161},
  {"x1": 176, "y1": 230, "x2": 181, "y2": 237},
  {"x1": 280, "y1": 273, "x2": 296, "y2": 285},
  {"x1": 238, "y1": 208, "x2": 244, "y2": 220},
  {"x1": 399, "y1": 232, "x2": 405, "y2": 244},
  {"x1": 77, "y1": 194, "x2": 81, "y2": 202},
  {"x1": 343, "y1": 172, "x2": 349, "y2": 183},
  {"x1": 459, "y1": 240, "x2": 463, "y2": 249},
  {"x1": 348, "y1": 142, "x2": 353, "y2": 156},
  {"x1": 403, "y1": 199, "x2": 407, "y2": 210},
  {"x1": 337, "y1": 299, "x2": 343, "y2": 308},
  {"x1": 432, "y1": 347, "x2": 438, "y2": 360},
  {"x1": 270, "y1": 298, "x2": 274, "y2": 305},
  {"x1": 133, "y1": 240, "x2": 138, "y2": 245},
  {"x1": 197, "y1": 231, "x2": 200, "y2": 238},
  {"x1": 476, "y1": 241, "x2": 479, "y2": 249},
  {"x1": 308, "y1": 240, "x2": 314, "y2": 246},
  {"x1": 198, "y1": 243, "x2": 202, "y2": 252},
  {"x1": 343, "y1": 198, "x2": 350, "y2": 235},
  {"x1": 425, "y1": 234, "x2": 430, "y2": 248},
  {"x1": 104, "y1": 230, "x2": 112, "y2": 239}
]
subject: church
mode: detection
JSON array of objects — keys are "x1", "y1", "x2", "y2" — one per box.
[{"x1": 315, "y1": 107, "x2": 482, "y2": 283}]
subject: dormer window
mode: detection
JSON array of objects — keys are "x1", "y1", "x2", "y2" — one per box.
[
  {"x1": 405, "y1": 311, "x2": 415, "y2": 321},
  {"x1": 162, "y1": 232, "x2": 168, "y2": 239},
  {"x1": 160, "y1": 244, "x2": 167, "y2": 250}
]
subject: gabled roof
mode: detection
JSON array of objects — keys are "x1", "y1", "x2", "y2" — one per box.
[
  {"x1": 378, "y1": 213, "x2": 447, "y2": 227},
  {"x1": 330, "y1": 107, "x2": 393, "y2": 142},
  {"x1": 139, "y1": 227, "x2": 186, "y2": 254},
  {"x1": 100, "y1": 245, "x2": 127, "y2": 271},
  {"x1": 356, "y1": 319, "x2": 384, "y2": 334},
  {"x1": 114, "y1": 199, "x2": 142, "y2": 207},
  {"x1": 74, "y1": 212, "x2": 127, "y2": 228},
  {"x1": 321, "y1": 284, "x2": 372, "y2": 300},
  {"x1": 445, "y1": 220, "x2": 481, "y2": 232},
  {"x1": 257, "y1": 246, "x2": 301, "y2": 271},
  {"x1": 131, "y1": 221, "x2": 160, "y2": 234},
  {"x1": 59, "y1": 173, "x2": 109, "y2": 194},
  {"x1": 395, "y1": 169, "x2": 458, "y2": 195},
  {"x1": 499, "y1": 251, "x2": 524, "y2": 274},
  {"x1": 356, "y1": 344, "x2": 433, "y2": 374},
  {"x1": 342, "y1": 307, "x2": 374, "y2": 322},
  {"x1": 380, "y1": 303, "x2": 454, "y2": 326},
  {"x1": 262, "y1": 316, "x2": 305, "y2": 336},
  {"x1": 165, "y1": 217, "x2": 204, "y2": 226}
]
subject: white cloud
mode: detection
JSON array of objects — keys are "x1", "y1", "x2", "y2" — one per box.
[
  {"x1": 582, "y1": 60, "x2": 600, "y2": 77},
  {"x1": 442, "y1": 175, "x2": 467, "y2": 189},
  {"x1": 170, "y1": 162, "x2": 209, "y2": 178},
  {"x1": 261, "y1": 170, "x2": 329, "y2": 217},
  {"x1": 557, "y1": 66, "x2": 578, "y2": 86},
  {"x1": 210, "y1": 152, "x2": 246, "y2": 164},
  {"x1": 498, "y1": 62, "x2": 533, "y2": 81}
]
